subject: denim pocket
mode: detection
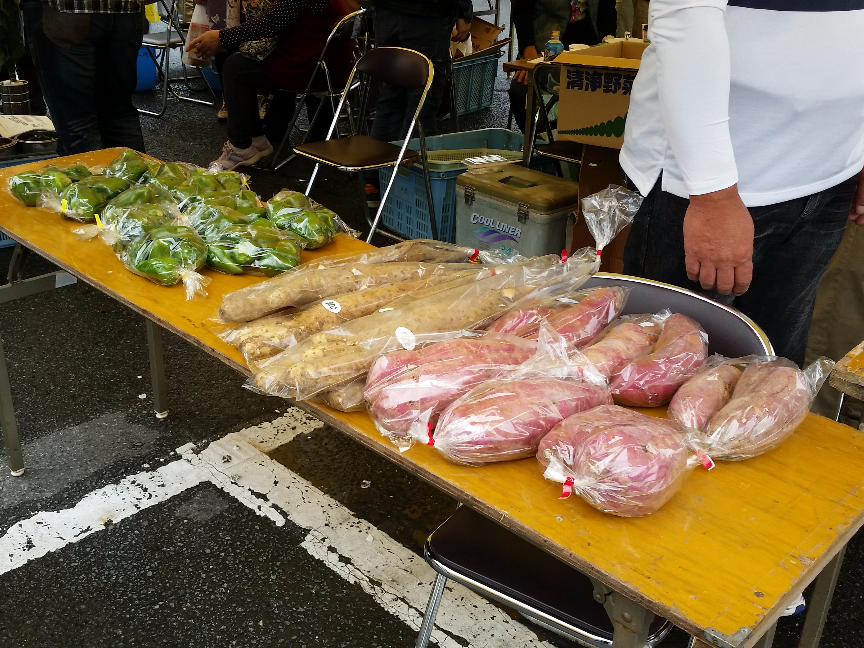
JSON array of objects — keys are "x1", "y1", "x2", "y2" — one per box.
[{"x1": 42, "y1": 4, "x2": 91, "y2": 50}]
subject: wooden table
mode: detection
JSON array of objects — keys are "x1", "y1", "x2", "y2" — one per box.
[
  {"x1": 2, "y1": 149, "x2": 864, "y2": 648},
  {"x1": 829, "y1": 341, "x2": 864, "y2": 404}
]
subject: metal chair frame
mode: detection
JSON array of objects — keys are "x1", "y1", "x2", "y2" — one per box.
[
  {"x1": 137, "y1": 0, "x2": 216, "y2": 118},
  {"x1": 270, "y1": 8, "x2": 368, "y2": 172},
  {"x1": 527, "y1": 61, "x2": 584, "y2": 174},
  {"x1": 295, "y1": 46, "x2": 438, "y2": 244}
]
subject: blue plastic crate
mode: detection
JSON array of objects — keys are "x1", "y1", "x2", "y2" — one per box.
[
  {"x1": 379, "y1": 165, "x2": 461, "y2": 242},
  {"x1": 452, "y1": 52, "x2": 500, "y2": 116}
]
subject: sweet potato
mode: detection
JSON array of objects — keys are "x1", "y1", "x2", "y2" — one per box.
[
  {"x1": 366, "y1": 336, "x2": 537, "y2": 439},
  {"x1": 610, "y1": 314, "x2": 707, "y2": 407},
  {"x1": 538, "y1": 286, "x2": 627, "y2": 348},
  {"x1": 668, "y1": 363, "x2": 742, "y2": 431},
  {"x1": 314, "y1": 378, "x2": 367, "y2": 412},
  {"x1": 431, "y1": 378, "x2": 612, "y2": 464},
  {"x1": 538, "y1": 405, "x2": 690, "y2": 517},
  {"x1": 701, "y1": 360, "x2": 811, "y2": 460},
  {"x1": 581, "y1": 318, "x2": 663, "y2": 379}
]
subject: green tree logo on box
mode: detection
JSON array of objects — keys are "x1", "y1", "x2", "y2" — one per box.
[{"x1": 560, "y1": 114, "x2": 627, "y2": 139}]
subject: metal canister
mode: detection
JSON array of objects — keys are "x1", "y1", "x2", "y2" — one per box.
[{"x1": 0, "y1": 80, "x2": 31, "y2": 115}]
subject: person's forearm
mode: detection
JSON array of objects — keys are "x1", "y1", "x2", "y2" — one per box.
[
  {"x1": 457, "y1": 0, "x2": 473, "y2": 24},
  {"x1": 652, "y1": 1, "x2": 738, "y2": 196}
]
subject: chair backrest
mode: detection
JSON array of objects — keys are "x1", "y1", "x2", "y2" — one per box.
[
  {"x1": 356, "y1": 47, "x2": 432, "y2": 90},
  {"x1": 582, "y1": 274, "x2": 774, "y2": 357},
  {"x1": 331, "y1": 7, "x2": 366, "y2": 42}
]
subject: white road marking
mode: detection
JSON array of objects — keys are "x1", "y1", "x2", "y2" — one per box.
[{"x1": 0, "y1": 408, "x2": 554, "y2": 648}]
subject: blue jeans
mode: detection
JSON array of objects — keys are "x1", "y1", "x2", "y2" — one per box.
[
  {"x1": 623, "y1": 175, "x2": 859, "y2": 365},
  {"x1": 369, "y1": 6, "x2": 452, "y2": 143},
  {"x1": 21, "y1": 0, "x2": 145, "y2": 155}
]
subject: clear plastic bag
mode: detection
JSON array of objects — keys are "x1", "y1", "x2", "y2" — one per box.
[
  {"x1": 9, "y1": 167, "x2": 71, "y2": 206},
  {"x1": 429, "y1": 329, "x2": 610, "y2": 463},
  {"x1": 313, "y1": 378, "x2": 368, "y2": 412},
  {"x1": 610, "y1": 313, "x2": 708, "y2": 407},
  {"x1": 538, "y1": 405, "x2": 694, "y2": 517},
  {"x1": 686, "y1": 357, "x2": 833, "y2": 461},
  {"x1": 43, "y1": 175, "x2": 131, "y2": 222},
  {"x1": 222, "y1": 271, "x2": 480, "y2": 368},
  {"x1": 123, "y1": 224, "x2": 210, "y2": 299},
  {"x1": 581, "y1": 311, "x2": 669, "y2": 379},
  {"x1": 141, "y1": 161, "x2": 197, "y2": 190},
  {"x1": 206, "y1": 223, "x2": 303, "y2": 276},
  {"x1": 104, "y1": 149, "x2": 157, "y2": 184},
  {"x1": 365, "y1": 332, "x2": 539, "y2": 446},
  {"x1": 486, "y1": 286, "x2": 628, "y2": 346},
  {"x1": 668, "y1": 355, "x2": 750, "y2": 432},
  {"x1": 186, "y1": 203, "x2": 267, "y2": 242},
  {"x1": 248, "y1": 253, "x2": 597, "y2": 400},
  {"x1": 580, "y1": 184, "x2": 643, "y2": 267}
]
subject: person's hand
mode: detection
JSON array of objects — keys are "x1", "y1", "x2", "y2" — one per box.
[
  {"x1": 514, "y1": 46, "x2": 538, "y2": 85},
  {"x1": 848, "y1": 166, "x2": 864, "y2": 225},
  {"x1": 186, "y1": 30, "x2": 224, "y2": 59},
  {"x1": 453, "y1": 18, "x2": 472, "y2": 42},
  {"x1": 683, "y1": 184, "x2": 754, "y2": 296}
]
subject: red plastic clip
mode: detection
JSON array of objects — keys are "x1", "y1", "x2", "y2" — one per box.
[
  {"x1": 560, "y1": 476, "x2": 575, "y2": 499},
  {"x1": 596, "y1": 249, "x2": 602, "y2": 257},
  {"x1": 469, "y1": 249, "x2": 480, "y2": 263},
  {"x1": 696, "y1": 450, "x2": 715, "y2": 471},
  {"x1": 561, "y1": 249, "x2": 568, "y2": 263},
  {"x1": 427, "y1": 422, "x2": 435, "y2": 446}
]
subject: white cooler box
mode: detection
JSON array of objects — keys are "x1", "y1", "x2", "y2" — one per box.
[{"x1": 455, "y1": 167, "x2": 580, "y2": 258}]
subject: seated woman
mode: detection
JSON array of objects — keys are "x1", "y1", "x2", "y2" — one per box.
[{"x1": 187, "y1": 0, "x2": 355, "y2": 170}]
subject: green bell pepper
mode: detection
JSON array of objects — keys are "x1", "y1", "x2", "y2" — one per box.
[
  {"x1": 124, "y1": 224, "x2": 207, "y2": 286},
  {"x1": 9, "y1": 171, "x2": 46, "y2": 206},
  {"x1": 104, "y1": 149, "x2": 152, "y2": 183}
]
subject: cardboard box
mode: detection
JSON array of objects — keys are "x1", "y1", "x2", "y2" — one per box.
[
  {"x1": 555, "y1": 40, "x2": 648, "y2": 150},
  {"x1": 470, "y1": 16, "x2": 505, "y2": 52}
]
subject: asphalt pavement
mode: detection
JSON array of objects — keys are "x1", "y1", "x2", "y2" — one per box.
[{"x1": 1, "y1": 27, "x2": 863, "y2": 648}]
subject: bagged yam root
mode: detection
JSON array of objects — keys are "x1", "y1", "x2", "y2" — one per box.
[
  {"x1": 538, "y1": 405, "x2": 692, "y2": 517},
  {"x1": 219, "y1": 261, "x2": 473, "y2": 322},
  {"x1": 610, "y1": 313, "x2": 708, "y2": 407},
  {"x1": 365, "y1": 334, "x2": 538, "y2": 444},
  {"x1": 313, "y1": 378, "x2": 367, "y2": 412},
  {"x1": 251, "y1": 255, "x2": 591, "y2": 399},
  {"x1": 581, "y1": 312, "x2": 667, "y2": 379},
  {"x1": 486, "y1": 286, "x2": 627, "y2": 344},
  {"x1": 230, "y1": 272, "x2": 478, "y2": 367},
  {"x1": 690, "y1": 357, "x2": 832, "y2": 461},
  {"x1": 668, "y1": 356, "x2": 744, "y2": 431}
]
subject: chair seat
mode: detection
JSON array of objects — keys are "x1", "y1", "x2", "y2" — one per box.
[
  {"x1": 426, "y1": 506, "x2": 669, "y2": 642},
  {"x1": 142, "y1": 30, "x2": 184, "y2": 47},
  {"x1": 294, "y1": 135, "x2": 418, "y2": 170},
  {"x1": 536, "y1": 140, "x2": 584, "y2": 164}
]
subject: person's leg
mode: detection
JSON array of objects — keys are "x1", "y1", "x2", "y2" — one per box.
[
  {"x1": 805, "y1": 222, "x2": 864, "y2": 424},
  {"x1": 369, "y1": 7, "x2": 409, "y2": 144},
  {"x1": 632, "y1": 0, "x2": 650, "y2": 37},
  {"x1": 615, "y1": 0, "x2": 636, "y2": 37},
  {"x1": 222, "y1": 53, "x2": 277, "y2": 148},
  {"x1": 21, "y1": 0, "x2": 101, "y2": 155},
  {"x1": 734, "y1": 175, "x2": 858, "y2": 365},
  {"x1": 508, "y1": 77, "x2": 528, "y2": 134},
  {"x1": 93, "y1": 11, "x2": 146, "y2": 152}
]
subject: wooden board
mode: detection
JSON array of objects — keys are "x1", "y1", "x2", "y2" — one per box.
[
  {"x1": 829, "y1": 340, "x2": 864, "y2": 401},
  {"x1": 4, "y1": 150, "x2": 864, "y2": 647}
]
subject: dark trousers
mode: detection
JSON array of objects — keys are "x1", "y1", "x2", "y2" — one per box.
[
  {"x1": 369, "y1": 6, "x2": 452, "y2": 143},
  {"x1": 222, "y1": 52, "x2": 332, "y2": 149},
  {"x1": 21, "y1": 0, "x2": 145, "y2": 156},
  {"x1": 623, "y1": 175, "x2": 859, "y2": 366}
]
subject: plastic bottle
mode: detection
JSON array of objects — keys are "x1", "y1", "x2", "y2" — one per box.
[
  {"x1": 182, "y1": 4, "x2": 211, "y2": 67},
  {"x1": 544, "y1": 31, "x2": 564, "y2": 61}
]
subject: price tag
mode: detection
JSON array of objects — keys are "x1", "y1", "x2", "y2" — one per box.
[
  {"x1": 395, "y1": 326, "x2": 416, "y2": 350},
  {"x1": 322, "y1": 299, "x2": 341, "y2": 314}
]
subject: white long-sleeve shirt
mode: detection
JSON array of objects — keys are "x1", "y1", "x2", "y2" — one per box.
[{"x1": 619, "y1": 0, "x2": 864, "y2": 207}]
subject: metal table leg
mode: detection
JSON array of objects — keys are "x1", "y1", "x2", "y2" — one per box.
[
  {"x1": 753, "y1": 622, "x2": 777, "y2": 648},
  {"x1": 522, "y1": 67, "x2": 536, "y2": 167},
  {"x1": 797, "y1": 545, "x2": 847, "y2": 648},
  {"x1": 590, "y1": 578, "x2": 655, "y2": 648},
  {"x1": 146, "y1": 319, "x2": 169, "y2": 419},
  {"x1": 0, "y1": 335, "x2": 23, "y2": 476}
]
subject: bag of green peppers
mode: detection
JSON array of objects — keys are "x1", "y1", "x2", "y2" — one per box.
[
  {"x1": 52, "y1": 175, "x2": 130, "y2": 222},
  {"x1": 213, "y1": 170, "x2": 248, "y2": 194},
  {"x1": 206, "y1": 223, "x2": 303, "y2": 276},
  {"x1": 141, "y1": 161, "x2": 196, "y2": 190},
  {"x1": 104, "y1": 149, "x2": 156, "y2": 184},
  {"x1": 187, "y1": 203, "x2": 264, "y2": 241},
  {"x1": 8, "y1": 165, "x2": 83, "y2": 206},
  {"x1": 100, "y1": 203, "x2": 177, "y2": 252},
  {"x1": 270, "y1": 206, "x2": 340, "y2": 249},
  {"x1": 234, "y1": 189, "x2": 267, "y2": 218},
  {"x1": 123, "y1": 224, "x2": 210, "y2": 299}
]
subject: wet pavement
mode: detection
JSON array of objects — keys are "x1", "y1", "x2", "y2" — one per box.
[{"x1": 2, "y1": 12, "x2": 864, "y2": 648}]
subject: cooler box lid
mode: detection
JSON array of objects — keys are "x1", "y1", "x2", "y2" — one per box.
[{"x1": 456, "y1": 167, "x2": 580, "y2": 213}]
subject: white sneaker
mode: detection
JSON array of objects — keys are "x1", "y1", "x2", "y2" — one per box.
[
  {"x1": 251, "y1": 135, "x2": 273, "y2": 157},
  {"x1": 781, "y1": 593, "x2": 806, "y2": 617},
  {"x1": 211, "y1": 141, "x2": 263, "y2": 171}
]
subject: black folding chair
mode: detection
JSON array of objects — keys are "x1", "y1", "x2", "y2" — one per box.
[
  {"x1": 293, "y1": 46, "x2": 438, "y2": 243},
  {"x1": 527, "y1": 61, "x2": 584, "y2": 174},
  {"x1": 270, "y1": 8, "x2": 368, "y2": 172}
]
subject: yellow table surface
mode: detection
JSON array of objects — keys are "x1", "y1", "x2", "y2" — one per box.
[{"x1": 4, "y1": 149, "x2": 864, "y2": 646}]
